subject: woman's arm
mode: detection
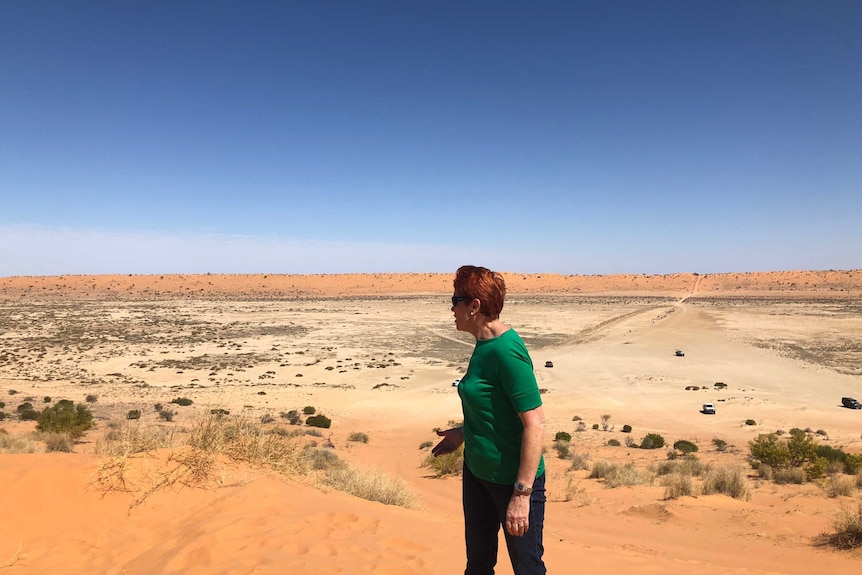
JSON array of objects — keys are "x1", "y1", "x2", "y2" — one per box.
[
  {"x1": 506, "y1": 405, "x2": 545, "y2": 537},
  {"x1": 515, "y1": 405, "x2": 545, "y2": 488}
]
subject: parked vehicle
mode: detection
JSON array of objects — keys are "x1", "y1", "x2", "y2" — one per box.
[
  {"x1": 452, "y1": 378, "x2": 461, "y2": 387},
  {"x1": 675, "y1": 350, "x2": 685, "y2": 357},
  {"x1": 544, "y1": 361, "x2": 554, "y2": 368},
  {"x1": 702, "y1": 403, "x2": 716, "y2": 415},
  {"x1": 842, "y1": 397, "x2": 861, "y2": 409}
]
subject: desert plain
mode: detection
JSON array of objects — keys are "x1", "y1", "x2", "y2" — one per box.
[{"x1": 1, "y1": 269, "x2": 861, "y2": 574}]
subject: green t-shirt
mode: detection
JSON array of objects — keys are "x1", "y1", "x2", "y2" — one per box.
[{"x1": 458, "y1": 328, "x2": 545, "y2": 484}]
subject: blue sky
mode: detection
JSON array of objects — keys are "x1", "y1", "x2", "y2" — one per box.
[{"x1": 2, "y1": 1, "x2": 860, "y2": 276}]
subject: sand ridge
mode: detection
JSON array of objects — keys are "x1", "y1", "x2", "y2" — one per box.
[{"x1": 0, "y1": 269, "x2": 860, "y2": 300}]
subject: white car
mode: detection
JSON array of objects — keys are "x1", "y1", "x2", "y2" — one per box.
[
  {"x1": 702, "y1": 403, "x2": 716, "y2": 415},
  {"x1": 452, "y1": 379, "x2": 461, "y2": 387}
]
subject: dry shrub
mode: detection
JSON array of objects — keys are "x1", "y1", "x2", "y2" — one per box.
[
  {"x1": 184, "y1": 414, "x2": 307, "y2": 475},
  {"x1": 93, "y1": 413, "x2": 422, "y2": 511},
  {"x1": 569, "y1": 452, "x2": 590, "y2": 471},
  {"x1": 589, "y1": 460, "x2": 649, "y2": 487},
  {"x1": 320, "y1": 465, "x2": 420, "y2": 509},
  {"x1": 94, "y1": 414, "x2": 307, "y2": 509},
  {"x1": 588, "y1": 460, "x2": 615, "y2": 479},
  {"x1": 94, "y1": 422, "x2": 174, "y2": 457},
  {"x1": 305, "y1": 447, "x2": 345, "y2": 470},
  {"x1": 556, "y1": 476, "x2": 595, "y2": 506},
  {"x1": 347, "y1": 431, "x2": 369, "y2": 443},
  {"x1": 755, "y1": 463, "x2": 774, "y2": 481},
  {"x1": 773, "y1": 466, "x2": 807, "y2": 485},
  {"x1": 552, "y1": 440, "x2": 570, "y2": 459},
  {"x1": 825, "y1": 476, "x2": 856, "y2": 498},
  {"x1": 818, "y1": 505, "x2": 862, "y2": 549},
  {"x1": 702, "y1": 465, "x2": 751, "y2": 500},
  {"x1": 662, "y1": 473, "x2": 695, "y2": 500},
  {"x1": 0, "y1": 432, "x2": 43, "y2": 454},
  {"x1": 40, "y1": 432, "x2": 74, "y2": 452},
  {"x1": 423, "y1": 445, "x2": 464, "y2": 477},
  {"x1": 654, "y1": 456, "x2": 706, "y2": 477}
]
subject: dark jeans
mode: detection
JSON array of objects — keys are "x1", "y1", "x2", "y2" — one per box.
[{"x1": 462, "y1": 464, "x2": 546, "y2": 575}]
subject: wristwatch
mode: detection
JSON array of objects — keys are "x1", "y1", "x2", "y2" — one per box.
[{"x1": 514, "y1": 482, "x2": 532, "y2": 496}]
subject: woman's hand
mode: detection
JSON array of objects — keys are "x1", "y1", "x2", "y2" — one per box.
[
  {"x1": 432, "y1": 427, "x2": 464, "y2": 456},
  {"x1": 506, "y1": 493, "x2": 531, "y2": 537}
]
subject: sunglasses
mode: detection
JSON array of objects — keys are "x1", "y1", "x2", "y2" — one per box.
[{"x1": 451, "y1": 295, "x2": 469, "y2": 306}]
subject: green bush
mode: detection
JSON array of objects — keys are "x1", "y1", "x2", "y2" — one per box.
[
  {"x1": 745, "y1": 419, "x2": 756, "y2": 426},
  {"x1": 36, "y1": 400, "x2": 94, "y2": 438},
  {"x1": 159, "y1": 409, "x2": 175, "y2": 422},
  {"x1": 621, "y1": 424, "x2": 632, "y2": 433},
  {"x1": 607, "y1": 438, "x2": 621, "y2": 447},
  {"x1": 16, "y1": 402, "x2": 34, "y2": 413},
  {"x1": 0, "y1": 412, "x2": 6, "y2": 421},
  {"x1": 815, "y1": 444, "x2": 847, "y2": 464},
  {"x1": 154, "y1": 403, "x2": 163, "y2": 411},
  {"x1": 712, "y1": 438, "x2": 728, "y2": 452},
  {"x1": 419, "y1": 440, "x2": 434, "y2": 450},
  {"x1": 555, "y1": 431, "x2": 572, "y2": 442},
  {"x1": 43, "y1": 396, "x2": 52, "y2": 403},
  {"x1": 806, "y1": 456, "x2": 828, "y2": 480},
  {"x1": 0, "y1": 401, "x2": 5, "y2": 408},
  {"x1": 673, "y1": 439, "x2": 699, "y2": 454},
  {"x1": 749, "y1": 433, "x2": 791, "y2": 468},
  {"x1": 591, "y1": 423, "x2": 599, "y2": 430},
  {"x1": 639, "y1": 433, "x2": 666, "y2": 450},
  {"x1": 171, "y1": 397, "x2": 193, "y2": 406},
  {"x1": 303, "y1": 405, "x2": 316, "y2": 415},
  {"x1": 85, "y1": 394, "x2": 98, "y2": 403},
  {"x1": 127, "y1": 410, "x2": 141, "y2": 420},
  {"x1": 306, "y1": 414, "x2": 331, "y2": 428},
  {"x1": 786, "y1": 429, "x2": 818, "y2": 467},
  {"x1": 844, "y1": 454, "x2": 862, "y2": 475},
  {"x1": 19, "y1": 409, "x2": 40, "y2": 421}
]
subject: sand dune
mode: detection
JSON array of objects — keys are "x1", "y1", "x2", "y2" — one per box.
[
  {"x1": 1, "y1": 271, "x2": 861, "y2": 574},
  {"x1": 0, "y1": 269, "x2": 859, "y2": 299}
]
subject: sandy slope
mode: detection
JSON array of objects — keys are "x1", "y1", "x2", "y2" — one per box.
[{"x1": 1, "y1": 271, "x2": 862, "y2": 574}]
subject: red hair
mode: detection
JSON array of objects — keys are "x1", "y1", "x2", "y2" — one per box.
[{"x1": 453, "y1": 265, "x2": 506, "y2": 320}]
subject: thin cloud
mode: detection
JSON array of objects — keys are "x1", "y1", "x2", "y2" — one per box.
[{"x1": 0, "y1": 224, "x2": 562, "y2": 276}]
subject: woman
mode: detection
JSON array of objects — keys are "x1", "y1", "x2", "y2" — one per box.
[{"x1": 433, "y1": 265, "x2": 547, "y2": 575}]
